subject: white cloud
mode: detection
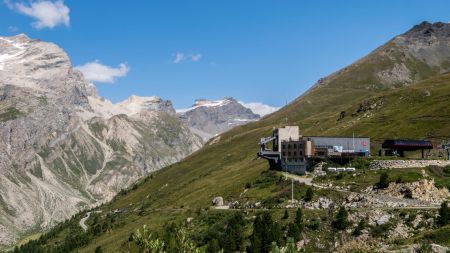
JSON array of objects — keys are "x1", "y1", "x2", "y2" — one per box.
[
  {"x1": 239, "y1": 101, "x2": 280, "y2": 117},
  {"x1": 172, "y1": 52, "x2": 202, "y2": 63},
  {"x1": 173, "y1": 52, "x2": 185, "y2": 64},
  {"x1": 8, "y1": 26, "x2": 19, "y2": 32},
  {"x1": 6, "y1": 0, "x2": 70, "y2": 29},
  {"x1": 75, "y1": 60, "x2": 130, "y2": 84},
  {"x1": 191, "y1": 54, "x2": 202, "y2": 62}
]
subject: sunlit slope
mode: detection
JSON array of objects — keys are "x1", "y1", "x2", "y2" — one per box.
[{"x1": 74, "y1": 72, "x2": 450, "y2": 252}]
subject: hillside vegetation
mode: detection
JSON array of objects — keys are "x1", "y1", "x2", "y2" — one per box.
[{"x1": 8, "y1": 22, "x2": 450, "y2": 252}]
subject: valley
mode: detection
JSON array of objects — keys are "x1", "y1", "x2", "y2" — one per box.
[{"x1": 4, "y1": 21, "x2": 450, "y2": 253}]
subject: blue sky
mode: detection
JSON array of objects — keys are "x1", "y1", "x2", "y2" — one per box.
[{"x1": 1, "y1": 1, "x2": 450, "y2": 109}]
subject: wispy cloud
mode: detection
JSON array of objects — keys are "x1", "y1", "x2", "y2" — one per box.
[
  {"x1": 172, "y1": 52, "x2": 202, "y2": 64},
  {"x1": 239, "y1": 101, "x2": 280, "y2": 117},
  {"x1": 7, "y1": 25, "x2": 18, "y2": 32},
  {"x1": 5, "y1": 0, "x2": 70, "y2": 29},
  {"x1": 75, "y1": 60, "x2": 130, "y2": 84}
]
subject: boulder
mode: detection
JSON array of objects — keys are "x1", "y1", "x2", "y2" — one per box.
[{"x1": 212, "y1": 196, "x2": 224, "y2": 206}]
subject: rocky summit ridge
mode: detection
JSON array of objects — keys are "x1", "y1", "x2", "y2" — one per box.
[
  {"x1": 0, "y1": 34, "x2": 202, "y2": 245},
  {"x1": 177, "y1": 97, "x2": 260, "y2": 140}
]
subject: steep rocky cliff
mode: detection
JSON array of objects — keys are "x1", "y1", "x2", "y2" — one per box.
[{"x1": 0, "y1": 34, "x2": 202, "y2": 245}]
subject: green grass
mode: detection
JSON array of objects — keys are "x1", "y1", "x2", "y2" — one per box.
[
  {"x1": 12, "y1": 42, "x2": 450, "y2": 252},
  {"x1": 313, "y1": 168, "x2": 424, "y2": 192},
  {"x1": 427, "y1": 166, "x2": 450, "y2": 190}
]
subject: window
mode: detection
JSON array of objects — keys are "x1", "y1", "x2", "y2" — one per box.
[
  {"x1": 294, "y1": 144, "x2": 297, "y2": 148},
  {"x1": 288, "y1": 144, "x2": 291, "y2": 149},
  {"x1": 294, "y1": 151, "x2": 297, "y2": 156},
  {"x1": 283, "y1": 152, "x2": 286, "y2": 156},
  {"x1": 282, "y1": 145, "x2": 286, "y2": 149}
]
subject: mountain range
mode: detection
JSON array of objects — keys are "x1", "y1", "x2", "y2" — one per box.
[
  {"x1": 0, "y1": 34, "x2": 262, "y2": 245},
  {"x1": 3, "y1": 21, "x2": 450, "y2": 252}
]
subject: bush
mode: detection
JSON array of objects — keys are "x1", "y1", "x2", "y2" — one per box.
[
  {"x1": 402, "y1": 188, "x2": 413, "y2": 199},
  {"x1": 94, "y1": 246, "x2": 103, "y2": 253},
  {"x1": 304, "y1": 187, "x2": 314, "y2": 202},
  {"x1": 353, "y1": 219, "x2": 365, "y2": 236},
  {"x1": 378, "y1": 172, "x2": 389, "y2": 189},
  {"x1": 437, "y1": 201, "x2": 450, "y2": 226},
  {"x1": 307, "y1": 218, "x2": 320, "y2": 230}
]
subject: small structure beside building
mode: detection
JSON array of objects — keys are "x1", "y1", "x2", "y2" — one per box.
[
  {"x1": 382, "y1": 140, "x2": 433, "y2": 158},
  {"x1": 257, "y1": 126, "x2": 370, "y2": 175}
]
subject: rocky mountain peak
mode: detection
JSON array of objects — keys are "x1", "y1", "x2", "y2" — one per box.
[
  {"x1": 404, "y1": 21, "x2": 450, "y2": 38},
  {"x1": 0, "y1": 34, "x2": 202, "y2": 246},
  {"x1": 116, "y1": 95, "x2": 175, "y2": 115},
  {"x1": 178, "y1": 97, "x2": 260, "y2": 140}
]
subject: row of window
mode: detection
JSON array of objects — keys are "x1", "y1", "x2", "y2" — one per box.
[
  {"x1": 285, "y1": 158, "x2": 302, "y2": 162},
  {"x1": 282, "y1": 143, "x2": 303, "y2": 149},
  {"x1": 282, "y1": 151, "x2": 303, "y2": 157}
]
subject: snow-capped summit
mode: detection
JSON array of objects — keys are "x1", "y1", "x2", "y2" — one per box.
[
  {"x1": 178, "y1": 97, "x2": 260, "y2": 140},
  {"x1": 117, "y1": 95, "x2": 175, "y2": 115}
]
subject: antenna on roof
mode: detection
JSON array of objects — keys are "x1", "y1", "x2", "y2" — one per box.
[{"x1": 284, "y1": 100, "x2": 288, "y2": 125}]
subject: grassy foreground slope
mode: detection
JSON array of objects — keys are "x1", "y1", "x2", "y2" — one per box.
[
  {"x1": 73, "y1": 70, "x2": 450, "y2": 252},
  {"x1": 10, "y1": 22, "x2": 450, "y2": 252}
]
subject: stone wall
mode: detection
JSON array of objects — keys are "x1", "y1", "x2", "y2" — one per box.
[{"x1": 370, "y1": 160, "x2": 450, "y2": 170}]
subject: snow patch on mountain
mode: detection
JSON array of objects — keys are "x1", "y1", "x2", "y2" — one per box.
[{"x1": 238, "y1": 101, "x2": 280, "y2": 117}]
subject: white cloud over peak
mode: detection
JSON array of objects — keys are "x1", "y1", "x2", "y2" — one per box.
[
  {"x1": 239, "y1": 101, "x2": 280, "y2": 117},
  {"x1": 75, "y1": 61, "x2": 130, "y2": 84},
  {"x1": 172, "y1": 52, "x2": 202, "y2": 63},
  {"x1": 6, "y1": 0, "x2": 70, "y2": 29}
]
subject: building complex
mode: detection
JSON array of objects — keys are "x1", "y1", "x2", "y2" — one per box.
[{"x1": 258, "y1": 126, "x2": 370, "y2": 174}]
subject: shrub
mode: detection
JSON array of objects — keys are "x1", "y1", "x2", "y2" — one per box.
[
  {"x1": 378, "y1": 172, "x2": 389, "y2": 189},
  {"x1": 304, "y1": 187, "x2": 314, "y2": 202},
  {"x1": 353, "y1": 219, "x2": 365, "y2": 236},
  {"x1": 94, "y1": 246, "x2": 103, "y2": 253},
  {"x1": 437, "y1": 201, "x2": 450, "y2": 226}
]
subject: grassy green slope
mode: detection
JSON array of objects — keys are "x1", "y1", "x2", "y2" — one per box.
[
  {"x1": 68, "y1": 72, "x2": 450, "y2": 252},
  {"x1": 11, "y1": 27, "x2": 450, "y2": 251}
]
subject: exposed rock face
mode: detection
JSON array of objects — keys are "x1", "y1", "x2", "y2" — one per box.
[
  {"x1": 0, "y1": 34, "x2": 202, "y2": 245},
  {"x1": 371, "y1": 179, "x2": 450, "y2": 204},
  {"x1": 304, "y1": 22, "x2": 450, "y2": 97},
  {"x1": 178, "y1": 97, "x2": 260, "y2": 140}
]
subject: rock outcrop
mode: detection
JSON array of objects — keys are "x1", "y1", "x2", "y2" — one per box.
[{"x1": 0, "y1": 34, "x2": 202, "y2": 245}]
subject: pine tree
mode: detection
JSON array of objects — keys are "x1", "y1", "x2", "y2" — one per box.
[
  {"x1": 304, "y1": 188, "x2": 314, "y2": 202},
  {"x1": 332, "y1": 206, "x2": 349, "y2": 230},
  {"x1": 282, "y1": 209, "x2": 289, "y2": 219},
  {"x1": 437, "y1": 201, "x2": 450, "y2": 226},
  {"x1": 286, "y1": 223, "x2": 301, "y2": 242},
  {"x1": 378, "y1": 172, "x2": 389, "y2": 189},
  {"x1": 94, "y1": 246, "x2": 103, "y2": 253},
  {"x1": 206, "y1": 239, "x2": 221, "y2": 253},
  {"x1": 294, "y1": 208, "x2": 303, "y2": 232},
  {"x1": 352, "y1": 219, "x2": 365, "y2": 236},
  {"x1": 249, "y1": 212, "x2": 281, "y2": 253}
]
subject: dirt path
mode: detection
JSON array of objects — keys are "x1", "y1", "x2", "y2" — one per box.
[{"x1": 79, "y1": 211, "x2": 102, "y2": 231}]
